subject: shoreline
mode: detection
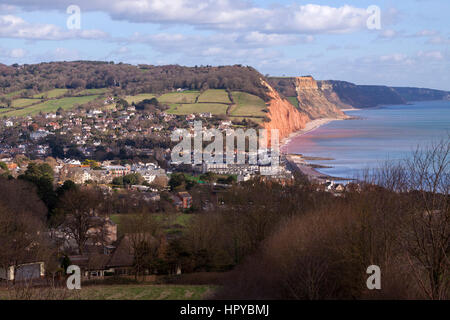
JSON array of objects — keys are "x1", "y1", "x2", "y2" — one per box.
[
  {"x1": 281, "y1": 111, "x2": 360, "y2": 182},
  {"x1": 281, "y1": 117, "x2": 344, "y2": 153}
]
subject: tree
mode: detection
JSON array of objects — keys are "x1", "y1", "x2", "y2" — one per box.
[
  {"x1": 121, "y1": 212, "x2": 165, "y2": 280},
  {"x1": 19, "y1": 162, "x2": 57, "y2": 212},
  {"x1": 57, "y1": 188, "x2": 108, "y2": 255},
  {"x1": 0, "y1": 178, "x2": 49, "y2": 284},
  {"x1": 169, "y1": 173, "x2": 186, "y2": 191}
]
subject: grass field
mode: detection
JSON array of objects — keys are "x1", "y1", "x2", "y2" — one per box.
[
  {"x1": 0, "y1": 89, "x2": 26, "y2": 99},
  {"x1": 197, "y1": 89, "x2": 231, "y2": 104},
  {"x1": 11, "y1": 98, "x2": 41, "y2": 108},
  {"x1": 158, "y1": 91, "x2": 200, "y2": 104},
  {"x1": 125, "y1": 94, "x2": 155, "y2": 104},
  {"x1": 167, "y1": 103, "x2": 228, "y2": 115},
  {"x1": 0, "y1": 284, "x2": 215, "y2": 300},
  {"x1": 287, "y1": 96, "x2": 300, "y2": 109},
  {"x1": 229, "y1": 116, "x2": 264, "y2": 124},
  {"x1": 32, "y1": 89, "x2": 68, "y2": 99},
  {"x1": 229, "y1": 91, "x2": 267, "y2": 117},
  {"x1": 76, "y1": 88, "x2": 110, "y2": 96},
  {"x1": 3, "y1": 95, "x2": 100, "y2": 117},
  {"x1": 111, "y1": 213, "x2": 195, "y2": 235}
]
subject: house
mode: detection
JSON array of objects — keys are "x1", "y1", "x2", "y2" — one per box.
[
  {"x1": 105, "y1": 165, "x2": 131, "y2": 177},
  {"x1": 0, "y1": 262, "x2": 45, "y2": 282},
  {"x1": 178, "y1": 191, "x2": 192, "y2": 210}
]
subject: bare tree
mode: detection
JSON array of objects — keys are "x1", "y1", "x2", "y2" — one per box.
[
  {"x1": 57, "y1": 188, "x2": 108, "y2": 255},
  {"x1": 121, "y1": 212, "x2": 163, "y2": 280},
  {"x1": 400, "y1": 138, "x2": 449, "y2": 299}
]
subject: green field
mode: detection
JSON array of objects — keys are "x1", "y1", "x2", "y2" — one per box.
[
  {"x1": 0, "y1": 90, "x2": 26, "y2": 99},
  {"x1": 158, "y1": 91, "x2": 200, "y2": 104},
  {"x1": 125, "y1": 94, "x2": 156, "y2": 104},
  {"x1": 168, "y1": 103, "x2": 228, "y2": 115},
  {"x1": 32, "y1": 89, "x2": 69, "y2": 99},
  {"x1": 197, "y1": 89, "x2": 231, "y2": 104},
  {"x1": 0, "y1": 108, "x2": 13, "y2": 114},
  {"x1": 3, "y1": 95, "x2": 100, "y2": 117},
  {"x1": 0, "y1": 284, "x2": 215, "y2": 300},
  {"x1": 111, "y1": 213, "x2": 195, "y2": 235},
  {"x1": 11, "y1": 98, "x2": 41, "y2": 108},
  {"x1": 76, "y1": 88, "x2": 110, "y2": 96},
  {"x1": 230, "y1": 91, "x2": 267, "y2": 116},
  {"x1": 287, "y1": 96, "x2": 300, "y2": 109}
]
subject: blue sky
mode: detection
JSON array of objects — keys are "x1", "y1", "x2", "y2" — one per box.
[{"x1": 0, "y1": 0, "x2": 449, "y2": 90}]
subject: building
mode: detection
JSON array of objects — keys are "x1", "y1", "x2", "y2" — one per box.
[
  {"x1": 105, "y1": 165, "x2": 131, "y2": 177},
  {"x1": 178, "y1": 191, "x2": 192, "y2": 210},
  {"x1": 0, "y1": 262, "x2": 45, "y2": 282}
]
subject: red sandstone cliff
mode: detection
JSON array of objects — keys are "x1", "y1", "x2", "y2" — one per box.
[
  {"x1": 261, "y1": 79, "x2": 310, "y2": 141},
  {"x1": 295, "y1": 76, "x2": 347, "y2": 120}
]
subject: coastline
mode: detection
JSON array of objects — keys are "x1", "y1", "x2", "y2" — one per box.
[
  {"x1": 281, "y1": 111, "x2": 360, "y2": 182},
  {"x1": 281, "y1": 117, "x2": 343, "y2": 153}
]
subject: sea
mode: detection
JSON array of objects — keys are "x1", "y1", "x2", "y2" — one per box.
[{"x1": 284, "y1": 100, "x2": 450, "y2": 179}]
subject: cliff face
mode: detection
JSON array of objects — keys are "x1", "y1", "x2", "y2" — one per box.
[
  {"x1": 261, "y1": 79, "x2": 310, "y2": 141},
  {"x1": 295, "y1": 76, "x2": 347, "y2": 119},
  {"x1": 318, "y1": 81, "x2": 352, "y2": 109},
  {"x1": 392, "y1": 87, "x2": 450, "y2": 102},
  {"x1": 324, "y1": 81, "x2": 406, "y2": 108}
]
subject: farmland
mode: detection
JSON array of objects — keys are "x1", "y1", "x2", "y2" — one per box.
[
  {"x1": 11, "y1": 98, "x2": 41, "y2": 108},
  {"x1": 229, "y1": 91, "x2": 267, "y2": 117},
  {"x1": 2, "y1": 95, "x2": 101, "y2": 117},
  {"x1": 76, "y1": 88, "x2": 110, "y2": 96},
  {"x1": 158, "y1": 91, "x2": 200, "y2": 104},
  {"x1": 197, "y1": 89, "x2": 231, "y2": 103},
  {"x1": 125, "y1": 93, "x2": 155, "y2": 104},
  {"x1": 167, "y1": 103, "x2": 228, "y2": 115},
  {"x1": 32, "y1": 89, "x2": 69, "y2": 99}
]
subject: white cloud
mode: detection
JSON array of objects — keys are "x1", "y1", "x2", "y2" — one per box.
[
  {"x1": 427, "y1": 35, "x2": 450, "y2": 45},
  {"x1": 0, "y1": 14, "x2": 108, "y2": 40},
  {"x1": 0, "y1": 47, "x2": 27, "y2": 59},
  {"x1": 5, "y1": 1, "x2": 372, "y2": 35},
  {"x1": 10, "y1": 48, "x2": 27, "y2": 58},
  {"x1": 0, "y1": 4, "x2": 17, "y2": 13},
  {"x1": 417, "y1": 50, "x2": 444, "y2": 60},
  {"x1": 378, "y1": 29, "x2": 400, "y2": 39}
]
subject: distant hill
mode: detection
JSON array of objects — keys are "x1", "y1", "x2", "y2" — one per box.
[
  {"x1": 392, "y1": 87, "x2": 450, "y2": 102},
  {"x1": 319, "y1": 80, "x2": 449, "y2": 108}
]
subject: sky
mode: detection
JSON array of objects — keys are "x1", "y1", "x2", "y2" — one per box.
[{"x1": 0, "y1": 0, "x2": 449, "y2": 90}]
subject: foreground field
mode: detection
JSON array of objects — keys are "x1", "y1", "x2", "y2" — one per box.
[{"x1": 0, "y1": 284, "x2": 215, "y2": 300}]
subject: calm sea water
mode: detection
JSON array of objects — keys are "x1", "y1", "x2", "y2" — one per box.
[{"x1": 285, "y1": 100, "x2": 450, "y2": 179}]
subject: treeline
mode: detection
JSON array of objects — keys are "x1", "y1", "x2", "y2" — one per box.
[
  {"x1": 178, "y1": 140, "x2": 449, "y2": 300},
  {"x1": 0, "y1": 62, "x2": 269, "y2": 100}
]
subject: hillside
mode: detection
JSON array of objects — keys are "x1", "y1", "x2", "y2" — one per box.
[
  {"x1": 1, "y1": 61, "x2": 448, "y2": 142},
  {"x1": 392, "y1": 87, "x2": 450, "y2": 102}
]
